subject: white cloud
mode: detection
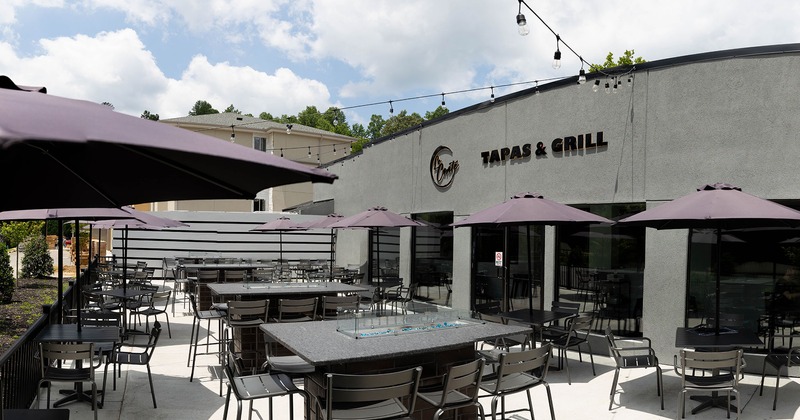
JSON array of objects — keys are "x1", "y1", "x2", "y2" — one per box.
[
  {"x1": 0, "y1": 28, "x2": 331, "y2": 118},
  {"x1": 159, "y1": 55, "x2": 331, "y2": 118}
]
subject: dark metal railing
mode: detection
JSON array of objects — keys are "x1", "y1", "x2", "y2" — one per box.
[{"x1": 0, "y1": 282, "x2": 72, "y2": 409}]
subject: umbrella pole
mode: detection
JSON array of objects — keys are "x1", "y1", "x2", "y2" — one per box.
[
  {"x1": 122, "y1": 227, "x2": 128, "y2": 293},
  {"x1": 329, "y1": 230, "x2": 335, "y2": 281},
  {"x1": 527, "y1": 224, "x2": 533, "y2": 313},
  {"x1": 57, "y1": 220, "x2": 64, "y2": 324},
  {"x1": 503, "y1": 226, "x2": 509, "y2": 312},
  {"x1": 279, "y1": 231, "x2": 283, "y2": 265},
  {"x1": 75, "y1": 219, "x2": 81, "y2": 331},
  {"x1": 715, "y1": 228, "x2": 722, "y2": 335}
]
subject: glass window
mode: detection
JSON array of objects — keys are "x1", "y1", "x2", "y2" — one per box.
[
  {"x1": 253, "y1": 137, "x2": 267, "y2": 152},
  {"x1": 687, "y1": 222, "x2": 800, "y2": 342},
  {"x1": 412, "y1": 212, "x2": 453, "y2": 307},
  {"x1": 252, "y1": 199, "x2": 265, "y2": 212},
  {"x1": 557, "y1": 203, "x2": 645, "y2": 336},
  {"x1": 370, "y1": 228, "x2": 399, "y2": 282}
]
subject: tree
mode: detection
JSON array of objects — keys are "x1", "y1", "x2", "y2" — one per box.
[
  {"x1": 297, "y1": 106, "x2": 323, "y2": 128},
  {"x1": 350, "y1": 123, "x2": 368, "y2": 140},
  {"x1": 350, "y1": 138, "x2": 370, "y2": 154},
  {"x1": 380, "y1": 110, "x2": 424, "y2": 137},
  {"x1": 0, "y1": 242, "x2": 14, "y2": 302},
  {"x1": 366, "y1": 114, "x2": 385, "y2": 141},
  {"x1": 223, "y1": 104, "x2": 242, "y2": 114},
  {"x1": 589, "y1": 50, "x2": 646, "y2": 72},
  {"x1": 259, "y1": 112, "x2": 275, "y2": 121},
  {"x1": 188, "y1": 100, "x2": 219, "y2": 116},
  {"x1": 140, "y1": 110, "x2": 159, "y2": 121},
  {"x1": 21, "y1": 235, "x2": 54, "y2": 279},
  {"x1": 0, "y1": 221, "x2": 44, "y2": 249},
  {"x1": 424, "y1": 106, "x2": 449, "y2": 121}
]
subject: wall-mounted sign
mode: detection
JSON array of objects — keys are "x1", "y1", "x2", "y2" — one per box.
[
  {"x1": 495, "y1": 251, "x2": 503, "y2": 267},
  {"x1": 430, "y1": 145, "x2": 459, "y2": 188},
  {"x1": 481, "y1": 131, "x2": 607, "y2": 164}
]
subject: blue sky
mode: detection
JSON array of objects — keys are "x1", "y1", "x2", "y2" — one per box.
[{"x1": 2, "y1": 1, "x2": 799, "y2": 126}]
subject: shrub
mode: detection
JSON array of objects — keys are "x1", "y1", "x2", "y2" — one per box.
[
  {"x1": 21, "y1": 235, "x2": 54, "y2": 279},
  {"x1": 0, "y1": 243, "x2": 13, "y2": 303}
]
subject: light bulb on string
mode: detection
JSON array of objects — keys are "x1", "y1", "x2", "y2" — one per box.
[
  {"x1": 592, "y1": 80, "x2": 600, "y2": 92},
  {"x1": 286, "y1": 124, "x2": 292, "y2": 134},
  {"x1": 552, "y1": 36, "x2": 561, "y2": 69},
  {"x1": 229, "y1": 125, "x2": 236, "y2": 143},
  {"x1": 516, "y1": 0, "x2": 529, "y2": 36},
  {"x1": 604, "y1": 81, "x2": 611, "y2": 94},
  {"x1": 490, "y1": 86, "x2": 495, "y2": 103},
  {"x1": 280, "y1": 148, "x2": 284, "y2": 158},
  {"x1": 577, "y1": 59, "x2": 586, "y2": 85},
  {"x1": 441, "y1": 93, "x2": 446, "y2": 107},
  {"x1": 307, "y1": 146, "x2": 311, "y2": 158},
  {"x1": 389, "y1": 100, "x2": 394, "y2": 114}
]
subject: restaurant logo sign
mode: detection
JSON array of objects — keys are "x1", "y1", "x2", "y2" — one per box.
[
  {"x1": 430, "y1": 146, "x2": 459, "y2": 189},
  {"x1": 481, "y1": 131, "x2": 607, "y2": 164}
]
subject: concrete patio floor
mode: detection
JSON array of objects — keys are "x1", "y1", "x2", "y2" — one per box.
[{"x1": 33, "y1": 293, "x2": 800, "y2": 420}]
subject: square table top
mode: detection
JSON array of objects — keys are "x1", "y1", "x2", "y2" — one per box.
[
  {"x1": 499, "y1": 309, "x2": 573, "y2": 326},
  {"x1": 36, "y1": 324, "x2": 120, "y2": 343},
  {"x1": 95, "y1": 287, "x2": 154, "y2": 299},
  {"x1": 207, "y1": 281, "x2": 366, "y2": 297},
  {"x1": 260, "y1": 318, "x2": 530, "y2": 366},
  {"x1": 675, "y1": 327, "x2": 763, "y2": 348}
]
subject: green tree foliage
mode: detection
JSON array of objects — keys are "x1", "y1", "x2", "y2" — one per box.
[
  {"x1": 0, "y1": 242, "x2": 14, "y2": 302},
  {"x1": 350, "y1": 123, "x2": 368, "y2": 140},
  {"x1": 380, "y1": 110, "x2": 424, "y2": 137},
  {"x1": 589, "y1": 50, "x2": 646, "y2": 72},
  {"x1": 367, "y1": 115, "x2": 385, "y2": 140},
  {"x1": 45, "y1": 220, "x2": 72, "y2": 238},
  {"x1": 21, "y1": 235, "x2": 53, "y2": 279},
  {"x1": 223, "y1": 104, "x2": 242, "y2": 114},
  {"x1": 0, "y1": 221, "x2": 44, "y2": 249},
  {"x1": 140, "y1": 110, "x2": 159, "y2": 121},
  {"x1": 189, "y1": 100, "x2": 219, "y2": 116},
  {"x1": 259, "y1": 112, "x2": 275, "y2": 121},
  {"x1": 424, "y1": 106, "x2": 449, "y2": 121}
]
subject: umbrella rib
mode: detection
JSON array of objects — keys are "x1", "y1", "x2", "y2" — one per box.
[
  {"x1": 117, "y1": 144, "x2": 253, "y2": 196},
  {"x1": 30, "y1": 143, "x2": 120, "y2": 207}
]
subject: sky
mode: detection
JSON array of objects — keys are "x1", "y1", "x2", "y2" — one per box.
[{"x1": 2, "y1": 1, "x2": 799, "y2": 127}]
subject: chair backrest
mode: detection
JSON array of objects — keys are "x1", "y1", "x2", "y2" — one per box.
[
  {"x1": 224, "y1": 270, "x2": 247, "y2": 282},
  {"x1": 277, "y1": 297, "x2": 318, "y2": 322},
  {"x1": 604, "y1": 327, "x2": 623, "y2": 363},
  {"x1": 551, "y1": 301, "x2": 580, "y2": 314},
  {"x1": 149, "y1": 290, "x2": 171, "y2": 310},
  {"x1": 227, "y1": 299, "x2": 269, "y2": 323},
  {"x1": 252, "y1": 268, "x2": 274, "y2": 282},
  {"x1": 321, "y1": 366, "x2": 422, "y2": 420},
  {"x1": 197, "y1": 270, "x2": 219, "y2": 282},
  {"x1": 39, "y1": 342, "x2": 95, "y2": 379},
  {"x1": 321, "y1": 295, "x2": 359, "y2": 319},
  {"x1": 80, "y1": 310, "x2": 122, "y2": 329},
  {"x1": 433, "y1": 358, "x2": 485, "y2": 408},
  {"x1": 142, "y1": 321, "x2": 163, "y2": 360},
  {"x1": 677, "y1": 348, "x2": 742, "y2": 386},
  {"x1": 490, "y1": 344, "x2": 551, "y2": 393}
]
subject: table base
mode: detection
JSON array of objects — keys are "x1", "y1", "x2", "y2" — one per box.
[
  {"x1": 54, "y1": 386, "x2": 103, "y2": 409},
  {"x1": 690, "y1": 392, "x2": 737, "y2": 414}
]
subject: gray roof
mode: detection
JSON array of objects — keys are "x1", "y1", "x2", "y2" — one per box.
[{"x1": 162, "y1": 113, "x2": 354, "y2": 141}]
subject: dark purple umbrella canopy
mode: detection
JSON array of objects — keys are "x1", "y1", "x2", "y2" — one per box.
[
  {"x1": 252, "y1": 216, "x2": 306, "y2": 262},
  {"x1": 330, "y1": 207, "x2": 422, "y2": 283},
  {"x1": 616, "y1": 183, "x2": 800, "y2": 229},
  {"x1": 451, "y1": 192, "x2": 613, "y2": 227},
  {"x1": 329, "y1": 207, "x2": 423, "y2": 229},
  {"x1": 617, "y1": 182, "x2": 800, "y2": 333},
  {"x1": 0, "y1": 76, "x2": 336, "y2": 211}
]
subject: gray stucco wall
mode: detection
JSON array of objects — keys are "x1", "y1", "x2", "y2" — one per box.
[{"x1": 314, "y1": 46, "x2": 800, "y2": 361}]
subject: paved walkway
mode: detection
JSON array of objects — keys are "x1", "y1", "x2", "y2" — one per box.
[{"x1": 33, "y1": 288, "x2": 800, "y2": 420}]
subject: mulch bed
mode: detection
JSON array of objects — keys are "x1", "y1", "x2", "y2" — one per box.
[{"x1": 0, "y1": 278, "x2": 60, "y2": 356}]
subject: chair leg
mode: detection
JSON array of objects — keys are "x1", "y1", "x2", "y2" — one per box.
[
  {"x1": 525, "y1": 389, "x2": 535, "y2": 419},
  {"x1": 545, "y1": 382, "x2": 556, "y2": 420},
  {"x1": 147, "y1": 364, "x2": 157, "y2": 408},
  {"x1": 188, "y1": 317, "x2": 197, "y2": 367},
  {"x1": 223, "y1": 385, "x2": 232, "y2": 419},
  {"x1": 658, "y1": 366, "x2": 664, "y2": 410},
  {"x1": 609, "y1": 369, "x2": 620, "y2": 410},
  {"x1": 773, "y1": 366, "x2": 781, "y2": 410},
  {"x1": 91, "y1": 381, "x2": 98, "y2": 420}
]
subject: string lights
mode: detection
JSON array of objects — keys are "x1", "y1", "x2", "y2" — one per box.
[{"x1": 229, "y1": 125, "x2": 235, "y2": 142}]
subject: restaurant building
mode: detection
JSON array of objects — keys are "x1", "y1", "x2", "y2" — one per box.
[{"x1": 312, "y1": 43, "x2": 800, "y2": 358}]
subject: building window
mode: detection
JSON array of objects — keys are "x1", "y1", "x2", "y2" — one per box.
[
  {"x1": 254, "y1": 137, "x2": 267, "y2": 152},
  {"x1": 253, "y1": 199, "x2": 265, "y2": 212},
  {"x1": 412, "y1": 212, "x2": 454, "y2": 307}
]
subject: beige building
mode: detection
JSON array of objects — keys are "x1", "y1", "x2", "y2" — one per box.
[{"x1": 154, "y1": 113, "x2": 354, "y2": 212}]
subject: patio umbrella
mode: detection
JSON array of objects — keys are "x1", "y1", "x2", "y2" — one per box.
[
  {"x1": 0, "y1": 75, "x2": 336, "y2": 212},
  {"x1": 91, "y1": 208, "x2": 188, "y2": 292},
  {"x1": 297, "y1": 213, "x2": 345, "y2": 280},
  {"x1": 451, "y1": 192, "x2": 613, "y2": 312},
  {"x1": 251, "y1": 217, "x2": 306, "y2": 264},
  {"x1": 329, "y1": 207, "x2": 423, "y2": 283},
  {"x1": 617, "y1": 182, "x2": 800, "y2": 333},
  {"x1": 0, "y1": 207, "x2": 140, "y2": 326}
]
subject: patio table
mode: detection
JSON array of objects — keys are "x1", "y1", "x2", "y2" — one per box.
[
  {"x1": 36, "y1": 324, "x2": 120, "y2": 408},
  {"x1": 261, "y1": 317, "x2": 529, "y2": 419},
  {"x1": 500, "y1": 308, "x2": 574, "y2": 345}
]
